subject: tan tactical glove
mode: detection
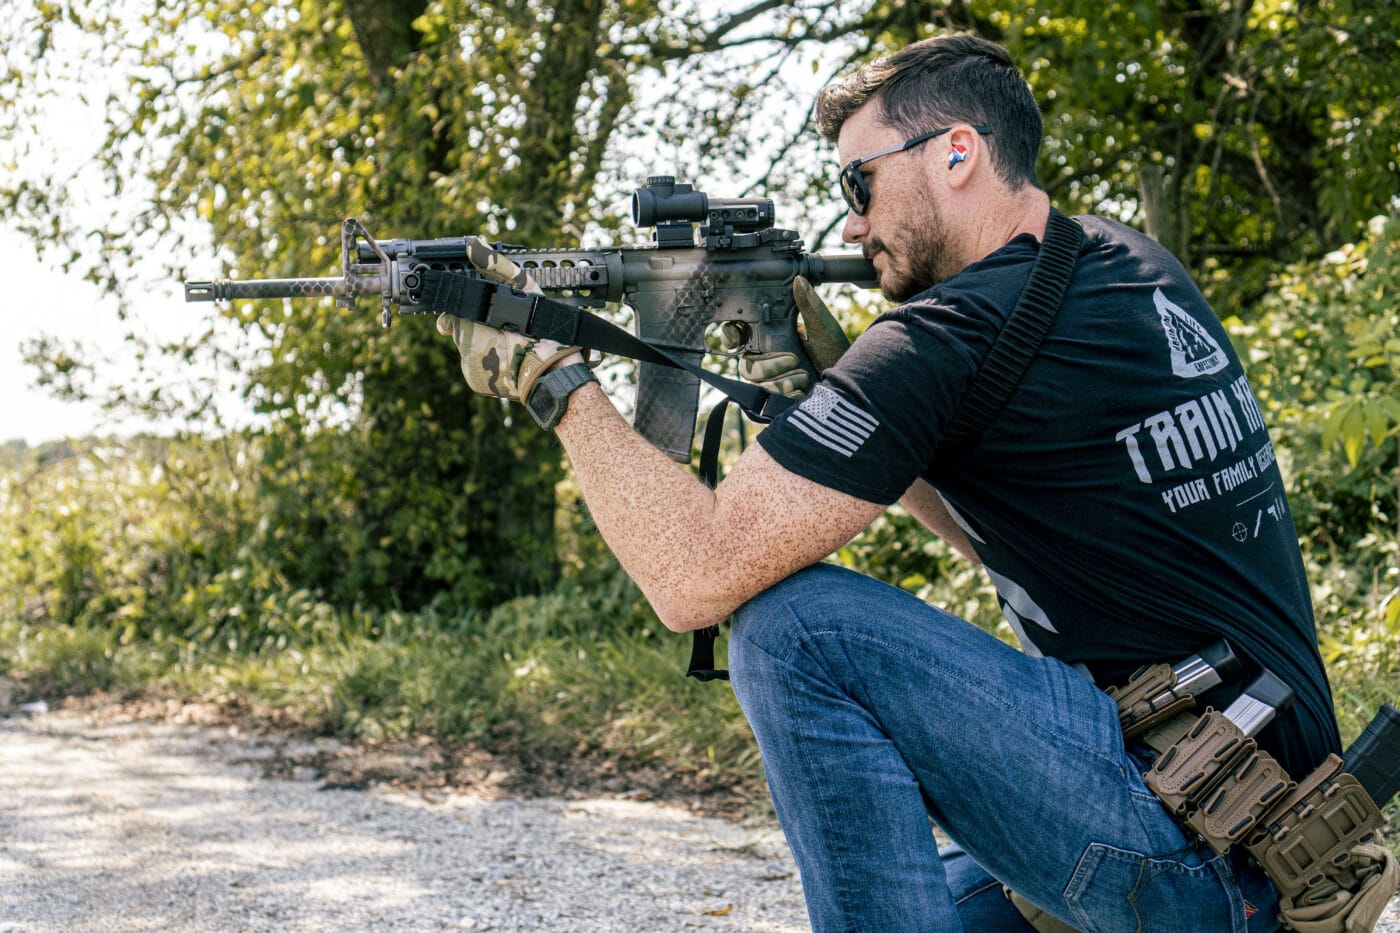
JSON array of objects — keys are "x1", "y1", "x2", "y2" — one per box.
[
  {"x1": 721, "y1": 276, "x2": 852, "y2": 400},
  {"x1": 435, "y1": 237, "x2": 580, "y2": 402}
]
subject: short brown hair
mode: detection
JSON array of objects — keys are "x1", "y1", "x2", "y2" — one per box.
[{"x1": 815, "y1": 34, "x2": 1043, "y2": 191}]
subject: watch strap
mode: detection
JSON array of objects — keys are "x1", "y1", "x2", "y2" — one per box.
[{"x1": 526, "y1": 362, "x2": 597, "y2": 429}]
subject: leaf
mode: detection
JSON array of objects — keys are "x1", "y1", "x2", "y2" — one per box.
[
  {"x1": 1337, "y1": 405, "x2": 1365, "y2": 466},
  {"x1": 1319, "y1": 401, "x2": 1352, "y2": 452},
  {"x1": 702, "y1": 904, "x2": 734, "y2": 916},
  {"x1": 1342, "y1": 430, "x2": 1364, "y2": 468},
  {"x1": 1362, "y1": 400, "x2": 1391, "y2": 447}
]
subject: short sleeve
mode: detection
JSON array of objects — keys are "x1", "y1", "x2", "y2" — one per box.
[{"x1": 756, "y1": 306, "x2": 988, "y2": 503}]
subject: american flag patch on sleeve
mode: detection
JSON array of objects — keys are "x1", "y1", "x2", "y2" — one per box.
[{"x1": 787, "y1": 385, "x2": 879, "y2": 458}]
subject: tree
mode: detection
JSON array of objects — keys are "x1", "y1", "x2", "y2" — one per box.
[
  {"x1": 1, "y1": 0, "x2": 863, "y2": 612},
  {"x1": 162, "y1": 0, "x2": 658, "y2": 608},
  {"x1": 669, "y1": 0, "x2": 1399, "y2": 310},
  {"x1": 3, "y1": 0, "x2": 1395, "y2": 616},
  {"x1": 1229, "y1": 211, "x2": 1399, "y2": 551}
]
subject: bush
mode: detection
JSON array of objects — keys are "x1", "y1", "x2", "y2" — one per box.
[{"x1": 1227, "y1": 212, "x2": 1399, "y2": 557}]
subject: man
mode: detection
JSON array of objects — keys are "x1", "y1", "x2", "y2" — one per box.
[{"x1": 439, "y1": 34, "x2": 1344, "y2": 931}]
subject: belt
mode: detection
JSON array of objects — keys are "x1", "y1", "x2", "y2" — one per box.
[{"x1": 1110, "y1": 658, "x2": 1396, "y2": 932}]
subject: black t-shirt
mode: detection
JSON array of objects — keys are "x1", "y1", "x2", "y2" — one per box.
[{"x1": 757, "y1": 215, "x2": 1340, "y2": 776}]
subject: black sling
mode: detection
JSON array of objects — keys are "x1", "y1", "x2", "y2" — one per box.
[{"x1": 940, "y1": 208, "x2": 1084, "y2": 452}]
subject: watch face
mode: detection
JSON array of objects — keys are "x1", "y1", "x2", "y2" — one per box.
[
  {"x1": 526, "y1": 364, "x2": 594, "y2": 429},
  {"x1": 526, "y1": 384, "x2": 562, "y2": 428}
]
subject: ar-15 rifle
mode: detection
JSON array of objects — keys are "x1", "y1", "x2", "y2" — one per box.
[{"x1": 185, "y1": 176, "x2": 876, "y2": 461}]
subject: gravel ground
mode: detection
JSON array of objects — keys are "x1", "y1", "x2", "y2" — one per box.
[
  {"x1": 0, "y1": 707, "x2": 808, "y2": 931},
  {"x1": 1, "y1": 704, "x2": 1395, "y2": 932}
]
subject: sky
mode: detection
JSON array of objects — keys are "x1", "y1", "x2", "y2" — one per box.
[
  {"x1": 0, "y1": 10, "x2": 237, "y2": 448},
  {"x1": 0, "y1": 225, "x2": 208, "y2": 446}
]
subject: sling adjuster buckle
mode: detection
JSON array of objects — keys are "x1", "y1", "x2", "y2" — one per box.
[{"x1": 487, "y1": 286, "x2": 540, "y2": 332}]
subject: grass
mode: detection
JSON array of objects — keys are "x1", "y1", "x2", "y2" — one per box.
[
  {"x1": 3, "y1": 572, "x2": 1394, "y2": 835},
  {"x1": 0, "y1": 581, "x2": 766, "y2": 805},
  {"x1": 1, "y1": 436, "x2": 1395, "y2": 834}
]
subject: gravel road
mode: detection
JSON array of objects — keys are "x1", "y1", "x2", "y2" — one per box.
[
  {"x1": 1, "y1": 704, "x2": 1395, "y2": 932},
  {"x1": 0, "y1": 706, "x2": 808, "y2": 931}
]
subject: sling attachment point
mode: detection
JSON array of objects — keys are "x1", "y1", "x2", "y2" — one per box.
[{"x1": 419, "y1": 266, "x2": 790, "y2": 429}]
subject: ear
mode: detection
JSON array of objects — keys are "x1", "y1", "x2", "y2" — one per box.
[{"x1": 943, "y1": 124, "x2": 984, "y2": 190}]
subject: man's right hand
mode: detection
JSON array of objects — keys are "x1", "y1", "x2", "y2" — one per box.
[{"x1": 724, "y1": 276, "x2": 852, "y2": 400}]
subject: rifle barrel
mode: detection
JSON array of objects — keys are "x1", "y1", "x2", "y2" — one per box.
[{"x1": 184, "y1": 276, "x2": 348, "y2": 302}]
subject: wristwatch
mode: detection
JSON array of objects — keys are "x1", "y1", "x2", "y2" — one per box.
[{"x1": 524, "y1": 362, "x2": 598, "y2": 429}]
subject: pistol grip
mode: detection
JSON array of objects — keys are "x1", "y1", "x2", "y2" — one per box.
[
  {"x1": 752, "y1": 319, "x2": 819, "y2": 381},
  {"x1": 635, "y1": 357, "x2": 701, "y2": 462}
]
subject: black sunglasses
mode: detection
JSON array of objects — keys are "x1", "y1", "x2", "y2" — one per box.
[{"x1": 839, "y1": 125, "x2": 993, "y2": 215}]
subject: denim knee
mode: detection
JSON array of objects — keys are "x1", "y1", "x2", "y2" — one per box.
[
  {"x1": 733, "y1": 560, "x2": 840, "y2": 675},
  {"x1": 728, "y1": 563, "x2": 855, "y2": 687},
  {"x1": 729, "y1": 568, "x2": 804, "y2": 685}
]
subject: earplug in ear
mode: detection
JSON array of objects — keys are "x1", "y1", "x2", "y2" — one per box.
[{"x1": 948, "y1": 145, "x2": 968, "y2": 169}]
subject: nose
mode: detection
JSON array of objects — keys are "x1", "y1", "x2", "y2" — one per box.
[{"x1": 841, "y1": 209, "x2": 869, "y2": 245}]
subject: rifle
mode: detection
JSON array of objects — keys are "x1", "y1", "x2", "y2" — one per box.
[{"x1": 185, "y1": 176, "x2": 877, "y2": 461}]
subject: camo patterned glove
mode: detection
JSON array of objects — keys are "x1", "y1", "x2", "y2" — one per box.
[
  {"x1": 723, "y1": 276, "x2": 852, "y2": 400},
  {"x1": 435, "y1": 237, "x2": 580, "y2": 402}
]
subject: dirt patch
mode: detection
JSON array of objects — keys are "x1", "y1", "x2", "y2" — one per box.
[
  {"x1": 0, "y1": 702, "x2": 807, "y2": 932},
  {"x1": 50, "y1": 688, "x2": 765, "y2": 820}
]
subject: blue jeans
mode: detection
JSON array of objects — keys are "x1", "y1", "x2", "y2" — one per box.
[{"x1": 728, "y1": 564, "x2": 1280, "y2": 932}]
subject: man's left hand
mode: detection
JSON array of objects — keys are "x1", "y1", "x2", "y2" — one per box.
[{"x1": 435, "y1": 237, "x2": 580, "y2": 402}]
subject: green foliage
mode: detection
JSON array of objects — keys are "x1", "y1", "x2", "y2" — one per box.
[
  {"x1": 7, "y1": 0, "x2": 1399, "y2": 622},
  {"x1": 2, "y1": 436, "x2": 278, "y2": 648},
  {"x1": 1224, "y1": 213, "x2": 1399, "y2": 838},
  {"x1": 1227, "y1": 212, "x2": 1399, "y2": 554},
  {"x1": 1023, "y1": 0, "x2": 1397, "y2": 262},
  {"x1": 3, "y1": 0, "x2": 688, "y2": 616},
  {"x1": 0, "y1": 442, "x2": 755, "y2": 788}
]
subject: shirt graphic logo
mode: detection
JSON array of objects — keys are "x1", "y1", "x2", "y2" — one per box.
[
  {"x1": 1155, "y1": 288, "x2": 1227, "y2": 378},
  {"x1": 788, "y1": 384, "x2": 878, "y2": 458}
]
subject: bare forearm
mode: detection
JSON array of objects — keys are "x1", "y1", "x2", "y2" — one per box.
[
  {"x1": 552, "y1": 385, "x2": 730, "y2": 629},
  {"x1": 900, "y1": 479, "x2": 980, "y2": 564},
  {"x1": 552, "y1": 384, "x2": 881, "y2": 631}
]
